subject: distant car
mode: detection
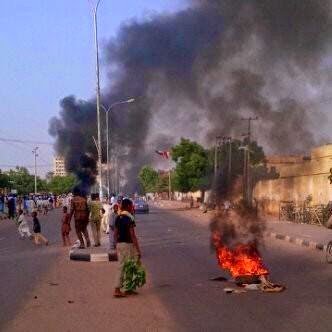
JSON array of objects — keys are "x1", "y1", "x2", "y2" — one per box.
[{"x1": 134, "y1": 199, "x2": 149, "y2": 214}]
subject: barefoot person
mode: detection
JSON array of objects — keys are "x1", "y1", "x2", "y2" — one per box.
[
  {"x1": 61, "y1": 206, "x2": 71, "y2": 246},
  {"x1": 113, "y1": 199, "x2": 141, "y2": 298},
  {"x1": 32, "y1": 211, "x2": 49, "y2": 245}
]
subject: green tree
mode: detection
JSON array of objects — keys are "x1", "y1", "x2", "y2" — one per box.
[
  {"x1": 212, "y1": 138, "x2": 278, "y2": 203},
  {"x1": 0, "y1": 170, "x2": 9, "y2": 189},
  {"x1": 47, "y1": 175, "x2": 78, "y2": 195},
  {"x1": 156, "y1": 171, "x2": 171, "y2": 193},
  {"x1": 138, "y1": 166, "x2": 159, "y2": 193},
  {"x1": 212, "y1": 138, "x2": 267, "y2": 181},
  {"x1": 5, "y1": 167, "x2": 48, "y2": 194},
  {"x1": 172, "y1": 138, "x2": 211, "y2": 193}
]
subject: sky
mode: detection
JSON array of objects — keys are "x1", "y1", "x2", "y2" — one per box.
[{"x1": 0, "y1": 0, "x2": 187, "y2": 177}]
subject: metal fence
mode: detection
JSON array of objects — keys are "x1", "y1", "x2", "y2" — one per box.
[{"x1": 279, "y1": 201, "x2": 332, "y2": 226}]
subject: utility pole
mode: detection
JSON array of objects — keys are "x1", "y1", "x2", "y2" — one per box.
[
  {"x1": 223, "y1": 136, "x2": 232, "y2": 187},
  {"x1": 168, "y1": 155, "x2": 173, "y2": 200},
  {"x1": 90, "y1": 0, "x2": 103, "y2": 198},
  {"x1": 214, "y1": 136, "x2": 222, "y2": 179},
  {"x1": 241, "y1": 116, "x2": 258, "y2": 205},
  {"x1": 168, "y1": 169, "x2": 172, "y2": 200},
  {"x1": 32, "y1": 147, "x2": 39, "y2": 195}
]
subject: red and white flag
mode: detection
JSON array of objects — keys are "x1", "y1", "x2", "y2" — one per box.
[{"x1": 155, "y1": 150, "x2": 170, "y2": 159}]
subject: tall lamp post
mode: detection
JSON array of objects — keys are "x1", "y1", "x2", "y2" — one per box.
[
  {"x1": 101, "y1": 98, "x2": 135, "y2": 198},
  {"x1": 89, "y1": 0, "x2": 103, "y2": 198},
  {"x1": 32, "y1": 147, "x2": 39, "y2": 195}
]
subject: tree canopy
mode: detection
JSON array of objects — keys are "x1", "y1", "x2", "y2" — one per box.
[
  {"x1": 0, "y1": 170, "x2": 9, "y2": 189},
  {"x1": 4, "y1": 167, "x2": 47, "y2": 195},
  {"x1": 47, "y1": 175, "x2": 78, "y2": 195},
  {"x1": 214, "y1": 138, "x2": 266, "y2": 181},
  {"x1": 138, "y1": 166, "x2": 159, "y2": 193},
  {"x1": 171, "y1": 138, "x2": 211, "y2": 193}
]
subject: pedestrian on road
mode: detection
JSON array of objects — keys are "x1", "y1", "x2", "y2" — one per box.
[
  {"x1": 88, "y1": 193, "x2": 102, "y2": 247},
  {"x1": 109, "y1": 203, "x2": 119, "y2": 250},
  {"x1": 61, "y1": 206, "x2": 71, "y2": 246},
  {"x1": 113, "y1": 198, "x2": 141, "y2": 298},
  {"x1": 17, "y1": 209, "x2": 32, "y2": 239},
  {"x1": 70, "y1": 188, "x2": 91, "y2": 249},
  {"x1": 100, "y1": 207, "x2": 108, "y2": 233},
  {"x1": 32, "y1": 211, "x2": 49, "y2": 246},
  {"x1": 8, "y1": 195, "x2": 15, "y2": 219}
]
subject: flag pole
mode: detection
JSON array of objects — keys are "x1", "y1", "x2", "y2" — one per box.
[{"x1": 168, "y1": 167, "x2": 172, "y2": 200}]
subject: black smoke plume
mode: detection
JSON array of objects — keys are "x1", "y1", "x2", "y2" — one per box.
[
  {"x1": 49, "y1": 96, "x2": 98, "y2": 192},
  {"x1": 50, "y1": 0, "x2": 332, "y2": 192}
]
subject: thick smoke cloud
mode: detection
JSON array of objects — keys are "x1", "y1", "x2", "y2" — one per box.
[{"x1": 50, "y1": 0, "x2": 332, "y2": 191}]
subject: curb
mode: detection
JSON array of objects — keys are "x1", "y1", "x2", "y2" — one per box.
[
  {"x1": 69, "y1": 249, "x2": 118, "y2": 262},
  {"x1": 69, "y1": 242, "x2": 118, "y2": 262},
  {"x1": 266, "y1": 232, "x2": 328, "y2": 252}
]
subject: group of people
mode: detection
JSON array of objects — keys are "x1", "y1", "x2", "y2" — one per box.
[
  {"x1": 5, "y1": 188, "x2": 142, "y2": 298},
  {"x1": 68, "y1": 188, "x2": 141, "y2": 298},
  {"x1": 0, "y1": 194, "x2": 56, "y2": 219}
]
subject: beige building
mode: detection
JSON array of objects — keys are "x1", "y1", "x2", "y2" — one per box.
[
  {"x1": 254, "y1": 144, "x2": 332, "y2": 216},
  {"x1": 53, "y1": 156, "x2": 67, "y2": 177}
]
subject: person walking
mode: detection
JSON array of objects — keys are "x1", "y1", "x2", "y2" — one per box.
[
  {"x1": 88, "y1": 193, "x2": 102, "y2": 247},
  {"x1": 101, "y1": 200, "x2": 111, "y2": 233},
  {"x1": 61, "y1": 206, "x2": 71, "y2": 246},
  {"x1": 7, "y1": 195, "x2": 15, "y2": 219},
  {"x1": 70, "y1": 188, "x2": 91, "y2": 249},
  {"x1": 32, "y1": 211, "x2": 49, "y2": 245},
  {"x1": 109, "y1": 203, "x2": 119, "y2": 250},
  {"x1": 113, "y1": 199, "x2": 141, "y2": 298}
]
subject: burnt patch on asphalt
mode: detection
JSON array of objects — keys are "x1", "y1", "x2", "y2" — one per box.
[{"x1": 209, "y1": 276, "x2": 228, "y2": 282}]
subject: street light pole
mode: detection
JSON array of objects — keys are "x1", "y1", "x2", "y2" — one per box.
[
  {"x1": 101, "y1": 98, "x2": 135, "y2": 198},
  {"x1": 32, "y1": 147, "x2": 39, "y2": 195},
  {"x1": 222, "y1": 136, "x2": 232, "y2": 187},
  {"x1": 241, "y1": 116, "x2": 258, "y2": 205},
  {"x1": 214, "y1": 136, "x2": 222, "y2": 178},
  {"x1": 106, "y1": 109, "x2": 110, "y2": 198},
  {"x1": 90, "y1": 0, "x2": 103, "y2": 198}
]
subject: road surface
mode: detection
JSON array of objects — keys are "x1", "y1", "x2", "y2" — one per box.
[{"x1": 0, "y1": 206, "x2": 331, "y2": 331}]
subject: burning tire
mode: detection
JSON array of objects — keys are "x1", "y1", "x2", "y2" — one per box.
[{"x1": 326, "y1": 241, "x2": 332, "y2": 264}]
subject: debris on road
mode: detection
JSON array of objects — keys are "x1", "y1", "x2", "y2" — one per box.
[
  {"x1": 209, "y1": 276, "x2": 228, "y2": 282},
  {"x1": 223, "y1": 288, "x2": 246, "y2": 294}
]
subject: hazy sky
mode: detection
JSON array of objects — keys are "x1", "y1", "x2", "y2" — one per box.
[{"x1": 0, "y1": 0, "x2": 186, "y2": 176}]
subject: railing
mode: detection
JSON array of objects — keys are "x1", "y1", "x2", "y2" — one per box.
[{"x1": 279, "y1": 201, "x2": 332, "y2": 226}]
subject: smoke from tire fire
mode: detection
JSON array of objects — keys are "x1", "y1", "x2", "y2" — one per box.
[{"x1": 49, "y1": 0, "x2": 332, "y2": 191}]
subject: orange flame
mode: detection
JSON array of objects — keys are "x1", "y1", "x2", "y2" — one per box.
[{"x1": 216, "y1": 243, "x2": 269, "y2": 278}]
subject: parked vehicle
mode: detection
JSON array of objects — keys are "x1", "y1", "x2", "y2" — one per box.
[{"x1": 134, "y1": 199, "x2": 149, "y2": 214}]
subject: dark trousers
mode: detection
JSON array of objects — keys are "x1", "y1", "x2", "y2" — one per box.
[
  {"x1": 75, "y1": 219, "x2": 90, "y2": 247},
  {"x1": 8, "y1": 208, "x2": 15, "y2": 219}
]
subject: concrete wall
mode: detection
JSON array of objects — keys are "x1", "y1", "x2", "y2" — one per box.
[{"x1": 253, "y1": 144, "x2": 332, "y2": 216}]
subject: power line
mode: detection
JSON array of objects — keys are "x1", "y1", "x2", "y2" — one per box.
[
  {"x1": 0, "y1": 164, "x2": 52, "y2": 168},
  {"x1": 0, "y1": 137, "x2": 53, "y2": 146}
]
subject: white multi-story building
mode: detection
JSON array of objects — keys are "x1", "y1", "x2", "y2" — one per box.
[{"x1": 53, "y1": 156, "x2": 67, "y2": 177}]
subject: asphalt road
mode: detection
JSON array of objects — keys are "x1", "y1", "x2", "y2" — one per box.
[{"x1": 0, "y1": 206, "x2": 331, "y2": 332}]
